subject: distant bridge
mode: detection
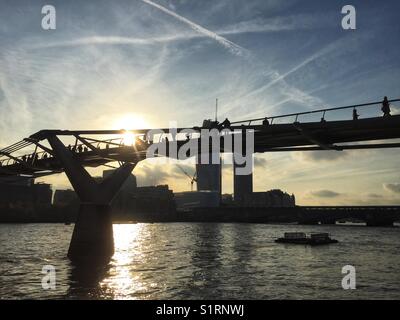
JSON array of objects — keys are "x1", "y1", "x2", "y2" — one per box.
[
  {"x1": 185, "y1": 206, "x2": 400, "y2": 227},
  {"x1": 299, "y1": 206, "x2": 400, "y2": 226}
]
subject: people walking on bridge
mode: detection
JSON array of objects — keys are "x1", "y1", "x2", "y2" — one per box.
[
  {"x1": 262, "y1": 118, "x2": 270, "y2": 126},
  {"x1": 220, "y1": 118, "x2": 231, "y2": 129},
  {"x1": 353, "y1": 108, "x2": 359, "y2": 120},
  {"x1": 381, "y1": 96, "x2": 391, "y2": 117},
  {"x1": 77, "y1": 145, "x2": 83, "y2": 153}
]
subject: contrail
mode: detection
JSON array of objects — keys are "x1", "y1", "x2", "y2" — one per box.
[{"x1": 140, "y1": 0, "x2": 247, "y2": 57}]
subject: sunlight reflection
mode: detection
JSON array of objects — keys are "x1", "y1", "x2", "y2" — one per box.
[{"x1": 100, "y1": 224, "x2": 148, "y2": 299}]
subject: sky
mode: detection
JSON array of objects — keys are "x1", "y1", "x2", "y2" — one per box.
[{"x1": 0, "y1": 0, "x2": 400, "y2": 205}]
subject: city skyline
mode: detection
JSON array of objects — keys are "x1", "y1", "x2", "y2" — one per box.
[{"x1": 1, "y1": 0, "x2": 400, "y2": 205}]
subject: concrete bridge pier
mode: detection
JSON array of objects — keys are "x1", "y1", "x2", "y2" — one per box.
[{"x1": 47, "y1": 135, "x2": 136, "y2": 263}]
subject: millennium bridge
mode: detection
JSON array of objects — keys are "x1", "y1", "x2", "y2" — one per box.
[{"x1": 1, "y1": 98, "x2": 399, "y2": 262}]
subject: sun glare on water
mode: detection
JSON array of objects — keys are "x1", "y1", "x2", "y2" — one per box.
[{"x1": 99, "y1": 224, "x2": 149, "y2": 299}]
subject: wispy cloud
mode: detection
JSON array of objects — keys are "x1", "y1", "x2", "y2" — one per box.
[
  {"x1": 308, "y1": 189, "x2": 341, "y2": 198},
  {"x1": 140, "y1": 0, "x2": 248, "y2": 57},
  {"x1": 29, "y1": 12, "x2": 332, "y2": 51},
  {"x1": 237, "y1": 34, "x2": 359, "y2": 104},
  {"x1": 383, "y1": 183, "x2": 400, "y2": 194},
  {"x1": 292, "y1": 150, "x2": 349, "y2": 163},
  {"x1": 29, "y1": 35, "x2": 184, "y2": 49}
]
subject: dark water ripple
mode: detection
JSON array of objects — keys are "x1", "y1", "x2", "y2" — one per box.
[{"x1": 0, "y1": 223, "x2": 399, "y2": 299}]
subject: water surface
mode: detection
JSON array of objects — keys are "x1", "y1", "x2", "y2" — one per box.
[{"x1": 0, "y1": 223, "x2": 399, "y2": 299}]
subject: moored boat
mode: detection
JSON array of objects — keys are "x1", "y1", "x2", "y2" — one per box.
[{"x1": 275, "y1": 232, "x2": 338, "y2": 245}]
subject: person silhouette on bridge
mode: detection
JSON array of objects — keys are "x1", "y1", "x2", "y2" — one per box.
[
  {"x1": 381, "y1": 96, "x2": 391, "y2": 117},
  {"x1": 262, "y1": 118, "x2": 270, "y2": 126},
  {"x1": 77, "y1": 145, "x2": 83, "y2": 153},
  {"x1": 353, "y1": 108, "x2": 359, "y2": 120},
  {"x1": 220, "y1": 118, "x2": 231, "y2": 129}
]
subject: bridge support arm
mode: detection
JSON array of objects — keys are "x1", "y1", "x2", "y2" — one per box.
[{"x1": 47, "y1": 135, "x2": 136, "y2": 263}]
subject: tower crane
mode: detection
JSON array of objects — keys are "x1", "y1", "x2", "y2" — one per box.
[{"x1": 177, "y1": 164, "x2": 197, "y2": 192}]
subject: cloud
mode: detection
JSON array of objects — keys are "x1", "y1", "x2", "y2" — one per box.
[
  {"x1": 366, "y1": 193, "x2": 384, "y2": 199},
  {"x1": 29, "y1": 13, "x2": 332, "y2": 52},
  {"x1": 383, "y1": 183, "x2": 400, "y2": 194},
  {"x1": 134, "y1": 162, "x2": 172, "y2": 186},
  {"x1": 140, "y1": 0, "x2": 248, "y2": 57},
  {"x1": 217, "y1": 14, "x2": 327, "y2": 35},
  {"x1": 292, "y1": 150, "x2": 349, "y2": 163},
  {"x1": 171, "y1": 163, "x2": 196, "y2": 178},
  {"x1": 30, "y1": 35, "x2": 187, "y2": 49},
  {"x1": 134, "y1": 159, "x2": 197, "y2": 187},
  {"x1": 235, "y1": 35, "x2": 350, "y2": 103},
  {"x1": 309, "y1": 189, "x2": 341, "y2": 198},
  {"x1": 254, "y1": 156, "x2": 267, "y2": 168},
  {"x1": 391, "y1": 106, "x2": 400, "y2": 115}
]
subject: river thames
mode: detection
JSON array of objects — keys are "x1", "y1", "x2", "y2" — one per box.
[{"x1": 0, "y1": 223, "x2": 399, "y2": 299}]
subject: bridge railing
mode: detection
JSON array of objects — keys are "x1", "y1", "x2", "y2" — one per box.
[
  {"x1": 1, "y1": 98, "x2": 400, "y2": 168},
  {"x1": 0, "y1": 135, "x2": 149, "y2": 168},
  {"x1": 230, "y1": 98, "x2": 400, "y2": 126}
]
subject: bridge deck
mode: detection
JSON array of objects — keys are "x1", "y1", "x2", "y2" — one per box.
[{"x1": 1, "y1": 114, "x2": 400, "y2": 180}]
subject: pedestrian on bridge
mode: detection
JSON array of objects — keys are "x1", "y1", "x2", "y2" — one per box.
[
  {"x1": 262, "y1": 118, "x2": 270, "y2": 126},
  {"x1": 220, "y1": 118, "x2": 231, "y2": 129},
  {"x1": 382, "y1": 96, "x2": 391, "y2": 117},
  {"x1": 353, "y1": 108, "x2": 359, "y2": 120}
]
